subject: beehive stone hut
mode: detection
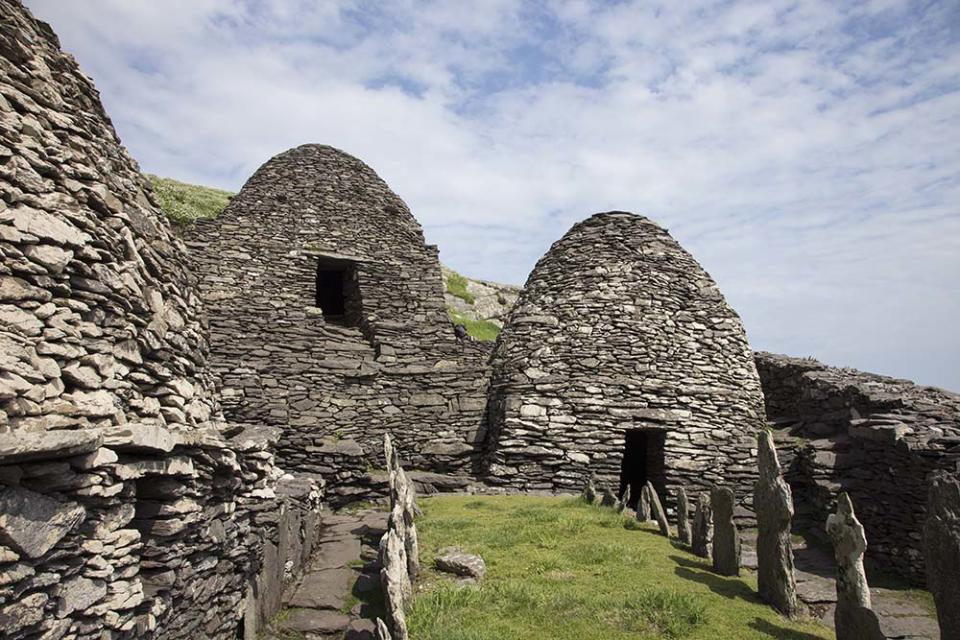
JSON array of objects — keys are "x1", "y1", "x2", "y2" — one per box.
[
  {"x1": 757, "y1": 351, "x2": 960, "y2": 583},
  {"x1": 0, "y1": 2, "x2": 321, "y2": 638},
  {"x1": 483, "y1": 212, "x2": 766, "y2": 515},
  {"x1": 184, "y1": 145, "x2": 490, "y2": 502}
]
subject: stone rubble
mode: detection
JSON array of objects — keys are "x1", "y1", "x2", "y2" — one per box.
[
  {"x1": 754, "y1": 429, "x2": 799, "y2": 617},
  {"x1": 827, "y1": 492, "x2": 885, "y2": 640},
  {"x1": 711, "y1": 486, "x2": 740, "y2": 576}
]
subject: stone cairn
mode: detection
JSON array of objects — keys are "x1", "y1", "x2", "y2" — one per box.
[
  {"x1": 711, "y1": 486, "x2": 740, "y2": 576},
  {"x1": 922, "y1": 471, "x2": 959, "y2": 640},
  {"x1": 377, "y1": 434, "x2": 421, "y2": 640},
  {"x1": 691, "y1": 492, "x2": 714, "y2": 560},
  {"x1": 826, "y1": 493, "x2": 885, "y2": 640},
  {"x1": 753, "y1": 430, "x2": 799, "y2": 617},
  {"x1": 676, "y1": 487, "x2": 692, "y2": 545}
]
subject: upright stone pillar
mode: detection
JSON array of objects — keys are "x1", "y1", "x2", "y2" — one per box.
[
  {"x1": 582, "y1": 475, "x2": 598, "y2": 504},
  {"x1": 923, "y1": 471, "x2": 960, "y2": 639},
  {"x1": 826, "y1": 493, "x2": 884, "y2": 640},
  {"x1": 754, "y1": 430, "x2": 799, "y2": 617},
  {"x1": 647, "y1": 482, "x2": 670, "y2": 537},
  {"x1": 618, "y1": 485, "x2": 631, "y2": 514},
  {"x1": 637, "y1": 484, "x2": 652, "y2": 522},
  {"x1": 711, "y1": 486, "x2": 740, "y2": 576},
  {"x1": 600, "y1": 486, "x2": 618, "y2": 508},
  {"x1": 676, "y1": 487, "x2": 691, "y2": 545},
  {"x1": 691, "y1": 492, "x2": 713, "y2": 559}
]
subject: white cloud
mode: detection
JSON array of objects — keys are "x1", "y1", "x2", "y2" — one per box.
[{"x1": 25, "y1": 0, "x2": 960, "y2": 390}]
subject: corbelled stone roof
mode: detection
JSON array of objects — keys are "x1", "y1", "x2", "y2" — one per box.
[{"x1": 484, "y1": 211, "x2": 766, "y2": 511}]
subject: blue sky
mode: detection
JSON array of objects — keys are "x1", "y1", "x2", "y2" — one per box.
[{"x1": 26, "y1": 0, "x2": 960, "y2": 391}]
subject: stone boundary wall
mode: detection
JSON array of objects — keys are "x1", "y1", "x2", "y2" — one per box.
[
  {"x1": 484, "y1": 212, "x2": 766, "y2": 519},
  {"x1": 755, "y1": 351, "x2": 960, "y2": 583},
  {"x1": 0, "y1": 4, "x2": 323, "y2": 637},
  {"x1": 182, "y1": 146, "x2": 490, "y2": 499}
]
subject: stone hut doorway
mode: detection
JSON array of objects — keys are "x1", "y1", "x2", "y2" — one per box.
[
  {"x1": 619, "y1": 428, "x2": 666, "y2": 507},
  {"x1": 315, "y1": 257, "x2": 360, "y2": 326}
]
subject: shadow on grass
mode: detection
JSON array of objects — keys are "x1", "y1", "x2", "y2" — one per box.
[
  {"x1": 748, "y1": 617, "x2": 827, "y2": 640},
  {"x1": 670, "y1": 555, "x2": 764, "y2": 605}
]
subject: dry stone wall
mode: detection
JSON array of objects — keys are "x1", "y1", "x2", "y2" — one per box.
[
  {"x1": 0, "y1": 3, "x2": 322, "y2": 637},
  {"x1": 756, "y1": 351, "x2": 960, "y2": 583},
  {"x1": 483, "y1": 212, "x2": 766, "y2": 518},
  {"x1": 183, "y1": 145, "x2": 490, "y2": 503}
]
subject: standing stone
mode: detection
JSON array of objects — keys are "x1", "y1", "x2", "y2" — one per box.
[
  {"x1": 711, "y1": 486, "x2": 740, "y2": 576},
  {"x1": 754, "y1": 430, "x2": 799, "y2": 617},
  {"x1": 677, "y1": 487, "x2": 691, "y2": 545},
  {"x1": 637, "y1": 484, "x2": 652, "y2": 522},
  {"x1": 379, "y1": 529, "x2": 410, "y2": 640},
  {"x1": 582, "y1": 475, "x2": 598, "y2": 504},
  {"x1": 923, "y1": 471, "x2": 960, "y2": 640},
  {"x1": 375, "y1": 618, "x2": 393, "y2": 640},
  {"x1": 691, "y1": 492, "x2": 713, "y2": 559},
  {"x1": 618, "y1": 485, "x2": 631, "y2": 514},
  {"x1": 600, "y1": 486, "x2": 618, "y2": 508},
  {"x1": 826, "y1": 493, "x2": 884, "y2": 640},
  {"x1": 647, "y1": 482, "x2": 670, "y2": 537}
]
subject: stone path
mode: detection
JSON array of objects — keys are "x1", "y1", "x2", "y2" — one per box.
[
  {"x1": 264, "y1": 509, "x2": 389, "y2": 640},
  {"x1": 741, "y1": 533, "x2": 940, "y2": 639}
]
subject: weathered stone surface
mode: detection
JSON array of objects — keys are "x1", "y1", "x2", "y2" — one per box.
[
  {"x1": 283, "y1": 608, "x2": 351, "y2": 634},
  {"x1": 711, "y1": 486, "x2": 740, "y2": 576},
  {"x1": 379, "y1": 528, "x2": 410, "y2": 640},
  {"x1": 754, "y1": 430, "x2": 798, "y2": 617},
  {"x1": 922, "y1": 471, "x2": 960, "y2": 639},
  {"x1": 637, "y1": 483, "x2": 652, "y2": 522},
  {"x1": 375, "y1": 617, "x2": 393, "y2": 640},
  {"x1": 647, "y1": 482, "x2": 670, "y2": 537},
  {"x1": 618, "y1": 485, "x2": 631, "y2": 513},
  {"x1": 600, "y1": 486, "x2": 618, "y2": 508},
  {"x1": 98, "y1": 425, "x2": 177, "y2": 453},
  {"x1": 0, "y1": 429, "x2": 102, "y2": 463},
  {"x1": 582, "y1": 475, "x2": 598, "y2": 504},
  {"x1": 827, "y1": 493, "x2": 884, "y2": 640},
  {"x1": 483, "y1": 212, "x2": 766, "y2": 516},
  {"x1": 692, "y1": 491, "x2": 713, "y2": 560},
  {"x1": 435, "y1": 547, "x2": 486, "y2": 580},
  {"x1": 677, "y1": 487, "x2": 691, "y2": 545},
  {"x1": 0, "y1": 485, "x2": 84, "y2": 558},
  {"x1": 757, "y1": 351, "x2": 960, "y2": 583}
]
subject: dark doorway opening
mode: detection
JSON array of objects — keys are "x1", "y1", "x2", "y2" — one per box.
[
  {"x1": 619, "y1": 428, "x2": 666, "y2": 507},
  {"x1": 315, "y1": 259, "x2": 360, "y2": 326}
]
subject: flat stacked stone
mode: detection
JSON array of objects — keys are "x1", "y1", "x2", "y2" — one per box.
[
  {"x1": 756, "y1": 351, "x2": 960, "y2": 583},
  {"x1": 484, "y1": 212, "x2": 765, "y2": 517}
]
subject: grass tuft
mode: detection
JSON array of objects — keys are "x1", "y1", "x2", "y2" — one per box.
[{"x1": 449, "y1": 310, "x2": 501, "y2": 341}]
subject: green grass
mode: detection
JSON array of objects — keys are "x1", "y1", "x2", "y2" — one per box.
[
  {"x1": 148, "y1": 174, "x2": 234, "y2": 224},
  {"x1": 409, "y1": 495, "x2": 833, "y2": 640},
  {"x1": 449, "y1": 310, "x2": 501, "y2": 341},
  {"x1": 446, "y1": 270, "x2": 476, "y2": 304}
]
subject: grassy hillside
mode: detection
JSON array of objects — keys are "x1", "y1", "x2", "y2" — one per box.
[
  {"x1": 410, "y1": 495, "x2": 833, "y2": 640},
  {"x1": 148, "y1": 174, "x2": 233, "y2": 224},
  {"x1": 150, "y1": 175, "x2": 514, "y2": 340}
]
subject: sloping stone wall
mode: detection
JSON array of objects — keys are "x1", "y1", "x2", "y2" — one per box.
[
  {"x1": 0, "y1": 3, "x2": 321, "y2": 637},
  {"x1": 183, "y1": 145, "x2": 490, "y2": 501},
  {"x1": 756, "y1": 351, "x2": 960, "y2": 583},
  {"x1": 483, "y1": 212, "x2": 766, "y2": 517}
]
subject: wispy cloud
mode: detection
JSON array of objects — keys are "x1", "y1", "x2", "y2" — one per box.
[{"x1": 26, "y1": 0, "x2": 960, "y2": 390}]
